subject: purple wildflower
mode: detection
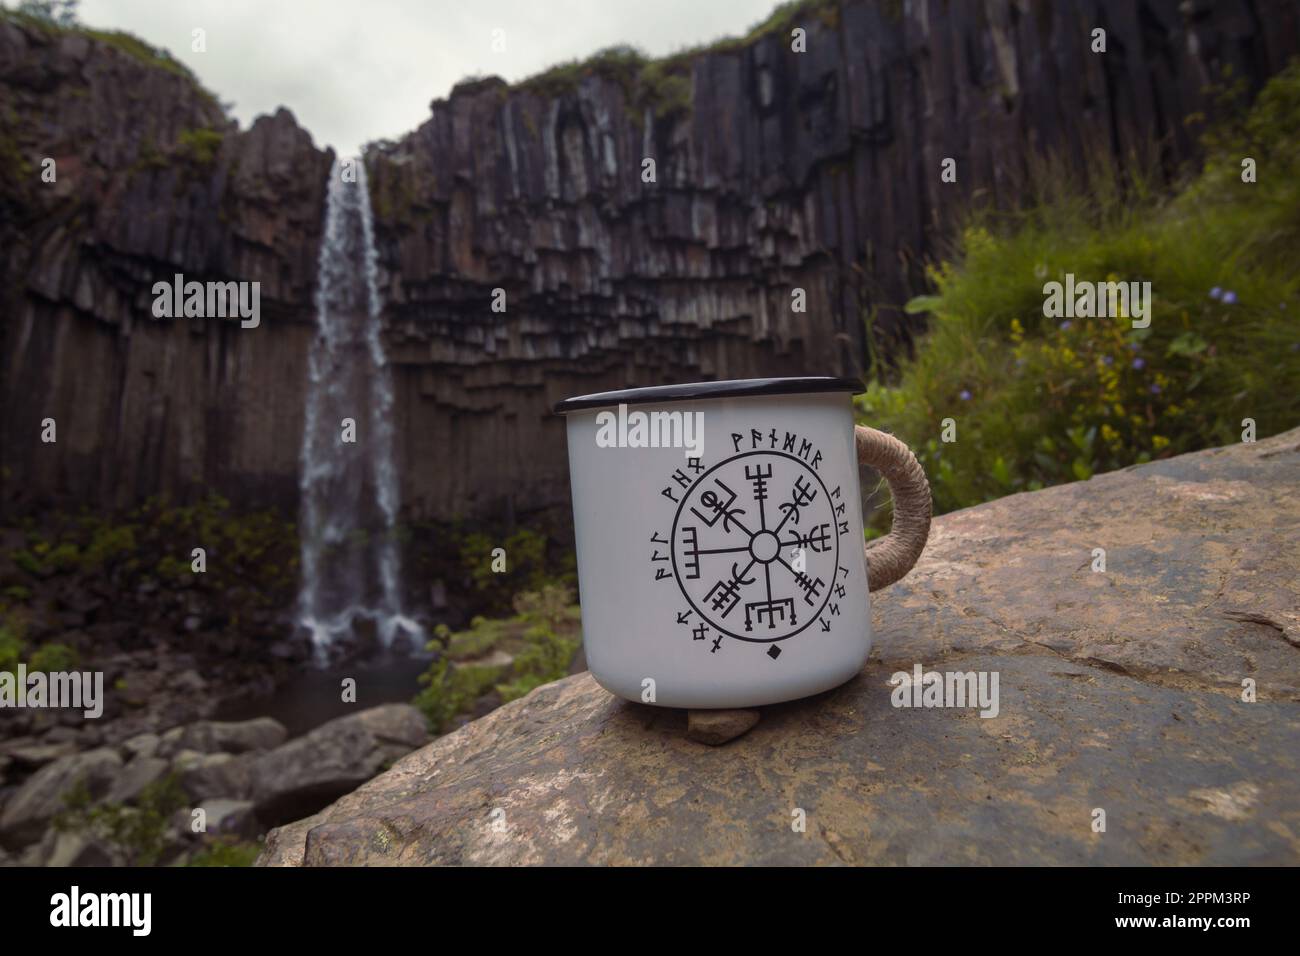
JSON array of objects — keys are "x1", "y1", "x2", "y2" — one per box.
[
  {"x1": 1059, "y1": 320, "x2": 1072, "y2": 331},
  {"x1": 1222, "y1": 291, "x2": 1238, "y2": 305},
  {"x1": 1132, "y1": 357, "x2": 1146, "y2": 370},
  {"x1": 959, "y1": 389, "x2": 972, "y2": 401},
  {"x1": 1209, "y1": 287, "x2": 1223, "y2": 300},
  {"x1": 1102, "y1": 355, "x2": 1114, "y2": 366},
  {"x1": 1149, "y1": 383, "x2": 1161, "y2": 395}
]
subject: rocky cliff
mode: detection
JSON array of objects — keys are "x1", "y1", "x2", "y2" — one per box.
[
  {"x1": 258, "y1": 428, "x2": 1300, "y2": 865},
  {"x1": 0, "y1": 17, "x2": 332, "y2": 515},
  {"x1": 3, "y1": 2, "x2": 1298, "y2": 520}
]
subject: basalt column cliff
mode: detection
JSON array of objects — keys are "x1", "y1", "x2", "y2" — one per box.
[
  {"x1": 3, "y1": 1, "x2": 1297, "y2": 521},
  {"x1": 0, "y1": 19, "x2": 332, "y2": 515}
]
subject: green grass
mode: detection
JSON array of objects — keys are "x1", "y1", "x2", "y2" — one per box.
[
  {"x1": 1, "y1": 8, "x2": 219, "y2": 108},
  {"x1": 186, "y1": 837, "x2": 261, "y2": 867},
  {"x1": 1, "y1": 495, "x2": 299, "y2": 633},
  {"x1": 414, "y1": 584, "x2": 581, "y2": 733},
  {"x1": 54, "y1": 774, "x2": 189, "y2": 867},
  {"x1": 494, "y1": 585, "x2": 582, "y2": 702},
  {"x1": 0, "y1": 616, "x2": 24, "y2": 673},
  {"x1": 441, "y1": 524, "x2": 577, "y2": 620},
  {"x1": 81, "y1": 29, "x2": 197, "y2": 82},
  {"x1": 0, "y1": 612, "x2": 71, "y2": 676},
  {"x1": 27, "y1": 641, "x2": 78, "y2": 671},
  {"x1": 856, "y1": 63, "x2": 1300, "y2": 523},
  {"x1": 176, "y1": 126, "x2": 225, "y2": 166},
  {"x1": 514, "y1": 43, "x2": 694, "y2": 122},
  {"x1": 497, "y1": 0, "x2": 841, "y2": 120}
]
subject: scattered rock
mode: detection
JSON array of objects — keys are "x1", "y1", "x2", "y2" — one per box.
[
  {"x1": 157, "y1": 726, "x2": 185, "y2": 756},
  {"x1": 19, "y1": 828, "x2": 57, "y2": 866},
  {"x1": 43, "y1": 727, "x2": 81, "y2": 745},
  {"x1": 105, "y1": 757, "x2": 169, "y2": 805},
  {"x1": 686, "y1": 709, "x2": 761, "y2": 746},
  {"x1": 173, "y1": 751, "x2": 252, "y2": 802},
  {"x1": 198, "y1": 799, "x2": 260, "y2": 840},
  {"x1": 115, "y1": 671, "x2": 159, "y2": 708},
  {"x1": 159, "y1": 718, "x2": 288, "y2": 758},
  {"x1": 3, "y1": 740, "x2": 77, "y2": 770},
  {"x1": 0, "y1": 748, "x2": 123, "y2": 849},
  {"x1": 46, "y1": 831, "x2": 118, "y2": 868},
  {"x1": 121, "y1": 733, "x2": 160, "y2": 761},
  {"x1": 250, "y1": 704, "x2": 428, "y2": 827},
  {"x1": 174, "y1": 669, "x2": 206, "y2": 693}
]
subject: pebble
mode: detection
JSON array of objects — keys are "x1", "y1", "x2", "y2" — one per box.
[{"x1": 686, "y1": 708, "x2": 761, "y2": 746}]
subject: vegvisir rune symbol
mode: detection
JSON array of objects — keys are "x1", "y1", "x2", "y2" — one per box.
[{"x1": 669, "y1": 450, "x2": 841, "y2": 649}]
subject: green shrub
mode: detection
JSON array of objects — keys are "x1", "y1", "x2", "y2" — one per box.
[
  {"x1": 82, "y1": 523, "x2": 136, "y2": 568},
  {"x1": 459, "y1": 526, "x2": 554, "y2": 607},
  {"x1": 413, "y1": 656, "x2": 503, "y2": 734},
  {"x1": 445, "y1": 616, "x2": 512, "y2": 661},
  {"x1": 81, "y1": 29, "x2": 200, "y2": 84},
  {"x1": 0, "y1": 617, "x2": 26, "y2": 674},
  {"x1": 12, "y1": 549, "x2": 44, "y2": 576},
  {"x1": 177, "y1": 127, "x2": 225, "y2": 167},
  {"x1": 414, "y1": 584, "x2": 581, "y2": 729},
  {"x1": 0, "y1": 8, "x2": 219, "y2": 107},
  {"x1": 2, "y1": 495, "x2": 297, "y2": 654},
  {"x1": 46, "y1": 541, "x2": 80, "y2": 572},
  {"x1": 495, "y1": 585, "x2": 581, "y2": 703},
  {"x1": 28, "y1": 642, "x2": 79, "y2": 672},
  {"x1": 54, "y1": 774, "x2": 188, "y2": 867},
  {"x1": 155, "y1": 554, "x2": 190, "y2": 580},
  {"x1": 636, "y1": 61, "x2": 692, "y2": 120},
  {"x1": 857, "y1": 62, "x2": 1300, "y2": 522},
  {"x1": 186, "y1": 837, "x2": 261, "y2": 867}
]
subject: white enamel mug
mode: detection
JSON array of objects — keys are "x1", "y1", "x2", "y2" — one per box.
[{"x1": 555, "y1": 377, "x2": 931, "y2": 709}]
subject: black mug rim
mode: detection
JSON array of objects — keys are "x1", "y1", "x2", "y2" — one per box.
[{"x1": 553, "y1": 376, "x2": 864, "y2": 415}]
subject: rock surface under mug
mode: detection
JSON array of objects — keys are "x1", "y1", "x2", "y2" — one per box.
[{"x1": 259, "y1": 428, "x2": 1300, "y2": 866}]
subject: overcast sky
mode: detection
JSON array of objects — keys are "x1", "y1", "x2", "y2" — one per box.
[{"x1": 75, "y1": 0, "x2": 780, "y2": 157}]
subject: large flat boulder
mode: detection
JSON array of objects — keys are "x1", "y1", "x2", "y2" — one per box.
[
  {"x1": 260, "y1": 430, "x2": 1300, "y2": 865},
  {"x1": 158, "y1": 718, "x2": 289, "y2": 757},
  {"x1": 250, "y1": 704, "x2": 429, "y2": 827}
]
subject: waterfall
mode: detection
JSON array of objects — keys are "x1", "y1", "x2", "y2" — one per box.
[{"x1": 297, "y1": 157, "x2": 422, "y2": 662}]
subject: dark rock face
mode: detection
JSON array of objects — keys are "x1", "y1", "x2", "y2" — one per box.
[
  {"x1": 258, "y1": 429, "x2": 1300, "y2": 866},
  {"x1": 3, "y1": 3, "x2": 1298, "y2": 519},
  {"x1": 365, "y1": 0, "x2": 1300, "y2": 516},
  {"x1": 0, "y1": 18, "x2": 332, "y2": 516}
]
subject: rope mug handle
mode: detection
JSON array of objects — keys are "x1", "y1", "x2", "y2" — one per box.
[{"x1": 855, "y1": 425, "x2": 932, "y2": 591}]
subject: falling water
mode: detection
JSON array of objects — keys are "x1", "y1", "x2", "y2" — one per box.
[{"x1": 297, "y1": 158, "x2": 422, "y2": 661}]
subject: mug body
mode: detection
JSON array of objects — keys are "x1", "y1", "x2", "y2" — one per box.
[{"x1": 557, "y1": 378, "x2": 869, "y2": 709}]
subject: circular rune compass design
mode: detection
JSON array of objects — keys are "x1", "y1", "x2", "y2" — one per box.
[{"x1": 669, "y1": 450, "x2": 840, "y2": 650}]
